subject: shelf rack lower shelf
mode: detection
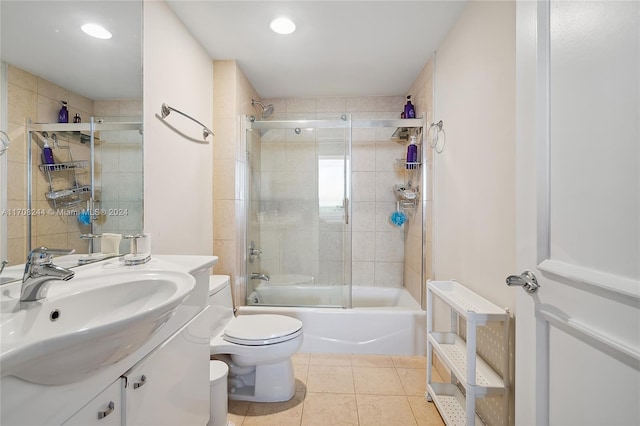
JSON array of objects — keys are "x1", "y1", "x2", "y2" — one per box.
[
  {"x1": 39, "y1": 160, "x2": 88, "y2": 172},
  {"x1": 428, "y1": 383, "x2": 485, "y2": 426},
  {"x1": 428, "y1": 332, "x2": 506, "y2": 396}
]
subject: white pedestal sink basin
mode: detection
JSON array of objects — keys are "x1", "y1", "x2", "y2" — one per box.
[{"x1": 0, "y1": 269, "x2": 195, "y2": 385}]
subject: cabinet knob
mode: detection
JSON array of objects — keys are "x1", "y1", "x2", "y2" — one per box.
[
  {"x1": 97, "y1": 401, "x2": 115, "y2": 420},
  {"x1": 133, "y1": 374, "x2": 147, "y2": 389}
]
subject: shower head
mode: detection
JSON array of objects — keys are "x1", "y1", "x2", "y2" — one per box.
[{"x1": 251, "y1": 99, "x2": 275, "y2": 119}]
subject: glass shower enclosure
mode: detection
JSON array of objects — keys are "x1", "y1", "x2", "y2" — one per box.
[{"x1": 245, "y1": 115, "x2": 353, "y2": 308}]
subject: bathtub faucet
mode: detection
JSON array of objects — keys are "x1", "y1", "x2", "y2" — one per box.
[{"x1": 250, "y1": 273, "x2": 270, "y2": 282}]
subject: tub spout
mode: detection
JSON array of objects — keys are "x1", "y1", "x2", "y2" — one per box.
[{"x1": 250, "y1": 273, "x2": 270, "y2": 282}]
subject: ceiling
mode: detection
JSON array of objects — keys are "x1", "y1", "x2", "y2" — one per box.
[
  {"x1": 1, "y1": 1, "x2": 467, "y2": 101},
  {"x1": 0, "y1": 1, "x2": 142, "y2": 101},
  {"x1": 167, "y1": 1, "x2": 467, "y2": 98}
]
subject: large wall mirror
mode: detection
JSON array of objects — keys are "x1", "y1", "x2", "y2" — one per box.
[{"x1": 0, "y1": 1, "x2": 143, "y2": 278}]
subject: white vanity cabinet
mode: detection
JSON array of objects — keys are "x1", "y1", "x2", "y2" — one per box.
[
  {"x1": 62, "y1": 308, "x2": 210, "y2": 426},
  {"x1": 62, "y1": 380, "x2": 123, "y2": 425},
  {"x1": 123, "y1": 307, "x2": 210, "y2": 426},
  {"x1": 1, "y1": 256, "x2": 217, "y2": 426}
]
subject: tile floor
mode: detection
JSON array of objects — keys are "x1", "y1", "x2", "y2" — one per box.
[{"x1": 227, "y1": 353, "x2": 445, "y2": 426}]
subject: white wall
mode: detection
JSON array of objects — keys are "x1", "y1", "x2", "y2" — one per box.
[
  {"x1": 433, "y1": 0, "x2": 516, "y2": 310},
  {"x1": 432, "y1": 1, "x2": 516, "y2": 423},
  {"x1": 143, "y1": 0, "x2": 213, "y2": 255}
]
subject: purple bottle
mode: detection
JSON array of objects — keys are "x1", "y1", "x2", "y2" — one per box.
[
  {"x1": 404, "y1": 96, "x2": 415, "y2": 119},
  {"x1": 58, "y1": 101, "x2": 69, "y2": 123},
  {"x1": 406, "y1": 136, "x2": 418, "y2": 169}
]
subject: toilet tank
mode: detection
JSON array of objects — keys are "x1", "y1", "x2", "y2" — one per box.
[{"x1": 209, "y1": 275, "x2": 234, "y2": 337}]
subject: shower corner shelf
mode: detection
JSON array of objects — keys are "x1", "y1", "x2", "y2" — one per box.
[
  {"x1": 426, "y1": 280, "x2": 511, "y2": 426},
  {"x1": 391, "y1": 127, "x2": 411, "y2": 142},
  {"x1": 395, "y1": 158, "x2": 422, "y2": 169},
  {"x1": 39, "y1": 160, "x2": 88, "y2": 172}
]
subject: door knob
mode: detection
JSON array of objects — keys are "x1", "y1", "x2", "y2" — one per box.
[{"x1": 506, "y1": 270, "x2": 540, "y2": 293}]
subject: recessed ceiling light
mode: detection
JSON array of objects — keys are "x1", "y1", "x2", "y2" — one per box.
[
  {"x1": 81, "y1": 23, "x2": 112, "y2": 40},
  {"x1": 270, "y1": 17, "x2": 296, "y2": 35}
]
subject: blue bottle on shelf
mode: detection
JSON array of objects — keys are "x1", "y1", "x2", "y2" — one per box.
[{"x1": 58, "y1": 101, "x2": 69, "y2": 123}]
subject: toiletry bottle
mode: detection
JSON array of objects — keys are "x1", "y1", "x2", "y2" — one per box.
[
  {"x1": 404, "y1": 96, "x2": 416, "y2": 119},
  {"x1": 73, "y1": 113, "x2": 81, "y2": 123},
  {"x1": 42, "y1": 138, "x2": 55, "y2": 165},
  {"x1": 58, "y1": 101, "x2": 69, "y2": 123},
  {"x1": 406, "y1": 135, "x2": 418, "y2": 169}
]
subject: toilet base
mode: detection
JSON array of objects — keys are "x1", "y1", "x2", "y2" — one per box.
[{"x1": 227, "y1": 359, "x2": 296, "y2": 402}]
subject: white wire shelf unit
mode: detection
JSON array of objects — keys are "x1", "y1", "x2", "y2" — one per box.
[{"x1": 426, "y1": 280, "x2": 510, "y2": 426}]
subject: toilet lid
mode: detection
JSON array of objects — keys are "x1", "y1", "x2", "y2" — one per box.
[{"x1": 224, "y1": 314, "x2": 303, "y2": 346}]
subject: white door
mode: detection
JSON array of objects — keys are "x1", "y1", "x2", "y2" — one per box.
[{"x1": 514, "y1": 1, "x2": 639, "y2": 425}]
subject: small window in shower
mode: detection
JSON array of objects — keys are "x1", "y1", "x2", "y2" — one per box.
[{"x1": 318, "y1": 156, "x2": 346, "y2": 222}]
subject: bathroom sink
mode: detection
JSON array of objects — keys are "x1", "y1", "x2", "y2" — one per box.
[
  {"x1": 0, "y1": 270, "x2": 195, "y2": 385},
  {"x1": 0, "y1": 276, "x2": 20, "y2": 284}
]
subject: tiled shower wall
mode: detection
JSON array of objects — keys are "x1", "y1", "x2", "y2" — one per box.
[
  {"x1": 5, "y1": 64, "x2": 94, "y2": 261},
  {"x1": 212, "y1": 60, "x2": 261, "y2": 306},
  {"x1": 212, "y1": 60, "x2": 432, "y2": 305},
  {"x1": 259, "y1": 96, "x2": 416, "y2": 289},
  {"x1": 406, "y1": 58, "x2": 434, "y2": 306},
  {"x1": 5, "y1": 64, "x2": 142, "y2": 260},
  {"x1": 93, "y1": 100, "x2": 143, "y2": 254}
]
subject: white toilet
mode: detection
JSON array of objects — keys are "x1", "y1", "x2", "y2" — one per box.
[{"x1": 208, "y1": 275, "x2": 303, "y2": 402}]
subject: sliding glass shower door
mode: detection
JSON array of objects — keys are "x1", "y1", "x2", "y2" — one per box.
[{"x1": 245, "y1": 116, "x2": 352, "y2": 308}]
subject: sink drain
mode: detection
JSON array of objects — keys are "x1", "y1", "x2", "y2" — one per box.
[{"x1": 50, "y1": 309, "x2": 61, "y2": 322}]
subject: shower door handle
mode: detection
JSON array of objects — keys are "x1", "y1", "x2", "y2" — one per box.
[{"x1": 343, "y1": 197, "x2": 349, "y2": 224}]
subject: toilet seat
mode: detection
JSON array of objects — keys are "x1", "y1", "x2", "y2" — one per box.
[{"x1": 223, "y1": 314, "x2": 303, "y2": 346}]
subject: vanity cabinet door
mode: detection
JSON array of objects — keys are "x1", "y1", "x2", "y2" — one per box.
[
  {"x1": 62, "y1": 379, "x2": 123, "y2": 426},
  {"x1": 123, "y1": 308, "x2": 210, "y2": 426}
]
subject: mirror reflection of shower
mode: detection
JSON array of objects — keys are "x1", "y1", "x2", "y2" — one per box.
[{"x1": 251, "y1": 99, "x2": 275, "y2": 119}]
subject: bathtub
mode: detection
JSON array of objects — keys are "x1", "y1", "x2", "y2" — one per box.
[{"x1": 239, "y1": 285, "x2": 426, "y2": 356}]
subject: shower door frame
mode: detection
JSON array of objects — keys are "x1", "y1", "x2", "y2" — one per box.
[
  {"x1": 245, "y1": 114, "x2": 354, "y2": 308},
  {"x1": 244, "y1": 115, "x2": 427, "y2": 309}
]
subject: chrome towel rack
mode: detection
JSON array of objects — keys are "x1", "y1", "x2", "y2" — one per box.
[
  {"x1": 428, "y1": 120, "x2": 446, "y2": 154},
  {"x1": 0, "y1": 130, "x2": 10, "y2": 156},
  {"x1": 160, "y1": 103, "x2": 214, "y2": 142}
]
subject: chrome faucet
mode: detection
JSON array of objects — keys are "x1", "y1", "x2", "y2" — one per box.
[
  {"x1": 21, "y1": 247, "x2": 75, "y2": 302},
  {"x1": 250, "y1": 272, "x2": 270, "y2": 282},
  {"x1": 0, "y1": 260, "x2": 8, "y2": 275}
]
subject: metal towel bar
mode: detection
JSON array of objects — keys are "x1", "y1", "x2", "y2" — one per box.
[
  {"x1": 0, "y1": 130, "x2": 10, "y2": 156},
  {"x1": 160, "y1": 103, "x2": 213, "y2": 142}
]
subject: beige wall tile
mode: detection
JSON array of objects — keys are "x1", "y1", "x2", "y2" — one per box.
[
  {"x1": 7, "y1": 84, "x2": 37, "y2": 125},
  {"x1": 8, "y1": 65, "x2": 37, "y2": 91},
  {"x1": 93, "y1": 100, "x2": 120, "y2": 116},
  {"x1": 37, "y1": 95, "x2": 62, "y2": 123},
  {"x1": 37, "y1": 78, "x2": 69, "y2": 103},
  {"x1": 213, "y1": 200, "x2": 237, "y2": 241},
  {"x1": 119, "y1": 99, "x2": 142, "y2": 116},
  {"x1": 6, "y1": 123, "x2": 27, "y2": 164},
  {"x1": 7, "y1": 161, "x2": 26, "y2": 201},
  {"x1": 68, "y1": 92, "x2": 94, "y2": 116}
]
